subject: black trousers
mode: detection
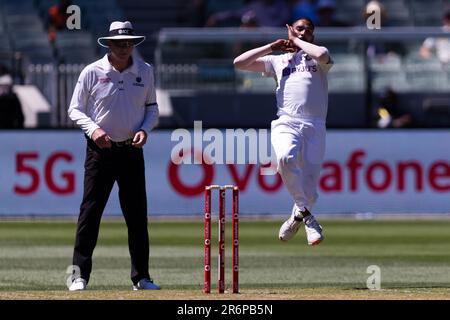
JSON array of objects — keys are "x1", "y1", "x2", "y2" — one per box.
[{"x1": 73, "y1": 139, "x2": 150, "y2": 285}]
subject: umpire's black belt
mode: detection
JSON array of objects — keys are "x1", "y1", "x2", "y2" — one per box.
[{"x1": 111, "y1": 138, "x2": 133, "y2": 147}]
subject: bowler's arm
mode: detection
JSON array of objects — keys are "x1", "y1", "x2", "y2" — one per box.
[
  {"x1": 286, "y1": 25, "x2": 331, "y2": 65},
  {"x1": 292, "y1": 37, "x2": 331, "y2": 65},
  {"x1": 233, "y1": 39, "x2": 295, "y2": 72},
  {"x1": 233, "y1": 44, "x2": 271, "y2": 72}
]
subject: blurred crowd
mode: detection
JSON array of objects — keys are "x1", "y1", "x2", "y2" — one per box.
[
  {"x1": 1, "y1": 0, "x2": 448, "y2": 129},
  {"x1": 176, "y1": 0, "x2": 353, "y2": 28}
]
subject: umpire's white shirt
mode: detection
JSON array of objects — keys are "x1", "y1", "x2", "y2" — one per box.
[
  {"x1": 261, "y1": 50, "x2": 333, "y2": 121},
  {"x1": 68, "y1": 54, "x2": 159, "y2": 141}
]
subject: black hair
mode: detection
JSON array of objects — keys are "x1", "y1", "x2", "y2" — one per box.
[{"x1": 292, "y1": 17, "x2": 315, "y2": 30}]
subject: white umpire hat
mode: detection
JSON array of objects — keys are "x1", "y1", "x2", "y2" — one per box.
[{"x1": 97, "y1": 21, "x2": 146, "y2": 48}]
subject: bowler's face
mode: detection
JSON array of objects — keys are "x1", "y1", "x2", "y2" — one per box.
[{"x1": 292, "y1": 20, "x2": 314, "y2": 43}]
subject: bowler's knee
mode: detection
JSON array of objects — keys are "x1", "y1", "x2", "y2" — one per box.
[{"x1": 277, "y1": 154, "x2": 297, "y2": 171}]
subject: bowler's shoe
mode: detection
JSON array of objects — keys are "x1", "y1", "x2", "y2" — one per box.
[
  {"x1": 279, "y1": 206, "x2": 303, "y2": 242},
  {"x1": 304, "y1": 215, "x2": 324, "y2": 246}
]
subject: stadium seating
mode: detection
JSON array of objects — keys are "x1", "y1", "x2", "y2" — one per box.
[
  {"x1": 370, "y1": 53, "x2": 408, "y2": 92},
  {"x1": 410, "y1": 0, "x2": 445, "y2": 26},
  {"x1": 53, "y1": 30, "x2": 97, "y2": 63},
  {"x1": 404, "y1": 52, "x2": 449, "y2": 91},
  {"x1": 2, "y1": 0, "x2": 37, "y2": 15},
  {"x1": 1, "y1": 0, "x2": 449, "y2": 128},
  {"x1": 33, "y1": 0, "x2": 124, "y2": 64},
  {"x1": 5, "y1": 12, "x2": 55, "y2": 64},
  {"x1": 206, "y1": 0, "x2": 244, "y2": 15},
  {"x1": 117, "y1": 0, "x2": 183, "y2": 62},
  {"x1": 334, "y1": 0, "x2": 365, "y2": 26},
  {"x1": 327, "y1": 54, "x2": 365, "y2": 92}
]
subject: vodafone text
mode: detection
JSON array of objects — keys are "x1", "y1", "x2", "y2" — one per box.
[{"x1": 169, "y1": 149, "x2": 449, "y2": 196}]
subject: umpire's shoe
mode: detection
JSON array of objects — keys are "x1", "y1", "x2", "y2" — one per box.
[
  {"x1": 132, "y1": 278, "x2": 161, "y2": 290},
  {"x1": 69, "y1": 278, "x2": 87, "y2": 291}
]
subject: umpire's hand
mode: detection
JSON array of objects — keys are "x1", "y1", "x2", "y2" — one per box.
[
  {"x1": 92, "y1": 128, "x2": 112, "y2": 148},
  {"x1": 132, "y1": 130, "x2": 147, "y2": 148}
]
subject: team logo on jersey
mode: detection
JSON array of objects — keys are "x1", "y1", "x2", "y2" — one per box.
[{"x1": 133, "y1": 77, "x2": 144, "y2": 87}]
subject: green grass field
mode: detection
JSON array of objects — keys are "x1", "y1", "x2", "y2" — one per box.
[{"x1": 1, "y1": 218, "x2": 450, "y2": 299}]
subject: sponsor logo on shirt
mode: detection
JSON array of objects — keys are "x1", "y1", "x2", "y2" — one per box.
[
  {"x1": 281, "y1": 52, "x2": 317, "y2": 77},
  {"x1": 282, "y1": 64, "x2": 317, "y2": 77}
]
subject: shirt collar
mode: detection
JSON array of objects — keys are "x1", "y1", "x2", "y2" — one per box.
[
  {"x1": 101, "y1": 54, "x2": 139, "y2": 75},
  {"x1": 101, "y1": 54, "x2": 113, "y2": 73}
]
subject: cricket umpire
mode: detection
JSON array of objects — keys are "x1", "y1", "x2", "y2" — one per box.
[{"x1": 67, "y1": 21, "x2": 160, "y2": 291}]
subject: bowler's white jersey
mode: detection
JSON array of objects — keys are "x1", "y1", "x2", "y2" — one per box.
[{"x1": 261, "y1": 50, "x2": 333, "y2": 120}]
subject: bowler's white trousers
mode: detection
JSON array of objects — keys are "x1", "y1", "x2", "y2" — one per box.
[{"x1": 271, "y1": 115, "x2": 326, "y2": 212}]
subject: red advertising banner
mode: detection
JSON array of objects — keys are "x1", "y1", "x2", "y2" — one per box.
[{"x1": 0, "y1": 130, "x2": 448, "y2": 216}]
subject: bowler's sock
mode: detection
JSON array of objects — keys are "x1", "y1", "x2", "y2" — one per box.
[
  {"x1": 294, "y1": 207, "x2": 311, "y2": 221},
  {"x1": 300, "y1": 207, "x2": 312, "y2": 221}
]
